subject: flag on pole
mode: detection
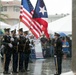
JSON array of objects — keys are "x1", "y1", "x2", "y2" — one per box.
[
  {"x1": 33, "y1": 0, "x2": 49, "y2": 39},
  {"x1": 20, "y1": 0, "x2": 42, "y2": 38}
]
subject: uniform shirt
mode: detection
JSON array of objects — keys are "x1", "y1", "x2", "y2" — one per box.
[
  {"x1": 18, "y1": 34, "x2": 25, "y2": 52},
  {"x1": 24, "y1": 35, "x2": 31, "y2": 54},
  {"x1": 11, "y1": 35, "x2": 18, "y2": 53},
  {"x1": 54, "y1": 38, "x2": 63, "y2": 56},
  {"x1": 2, "y1": 35, "x2": 12, "y2": 53}
]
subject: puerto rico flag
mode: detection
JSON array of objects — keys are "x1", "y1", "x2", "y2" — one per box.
[
  {"x1": 20, "y1": 0, "x2": 42, "y2": 38},
  {"x1": 33, "y1": 0, "x2": 49, "y2": 39}
]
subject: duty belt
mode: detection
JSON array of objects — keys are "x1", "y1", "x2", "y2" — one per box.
[
  {"x1": 14, "y1": 46, "x2": 18, "y2": 48},
  {"x1": 19, "y1": 44, "x2": 25, "y2": 46},
  {"x1": 19, "y1": 44, "x2": 24, "y2": 46}
]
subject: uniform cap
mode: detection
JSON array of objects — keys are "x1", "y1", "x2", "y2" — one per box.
[
  {"x1": 18, "y1": 28, "x2": 23, "y2": 32},
  {"x1": 4, "y1": 28, "x2": 10, "y2": 32},
  {"x1": 11, "y1": 29, "x2": 16, "y2": 33},
  {"x1": 54, "y1": 32, "x2": 60, "y2": 36},
  {"x1": 24, "y1": 31, "x2": 28, "y2": 35}
]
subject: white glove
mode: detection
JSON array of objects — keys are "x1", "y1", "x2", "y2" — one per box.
[
  {"x1": 1, "y1": 45, "x2": 5, "y2": 49},
  {"x1": 29, "y1": 44, "x2": 32, "y2": 46},
  {"x1": 16, "y1": 35, "x2": 19, "y2": 39},
  {"x1": 17, "y1": 42, "x2": 19, "y2": 45},
  {"x1": 8, "y1": 43, "x2": 13, "y2": 48},
  {"x1": 26, "y1": 35, "x2": 29, "y2": 39},
  {"x1": 54, "y1": 55, "x2": 57, "y2": 57},
  {"x1": 11, "y1": 38, "x2": 14, "y2": 41}
]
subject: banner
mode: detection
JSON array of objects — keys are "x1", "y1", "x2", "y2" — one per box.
[{"x1": 34, "y1": 39, "x2": 43, "y2": 58}]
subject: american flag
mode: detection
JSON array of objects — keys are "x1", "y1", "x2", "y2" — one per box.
[
  {"x1": 20, "y1": 0, "x2": 42, "y2": 38},
  {"x1": 33, "y1": 0, "x2": 50, "y2": 39}
]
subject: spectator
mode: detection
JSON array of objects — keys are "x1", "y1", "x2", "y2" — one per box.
[
  {"x1": 66, "y1": 36, "x2": 72, "y2": 57},
  {"x1": 62, "y1": 37, "x2": 70, "y2": 58},
  {"x1": 40, "y1": 35, "x2": 48, "y2": 58},
  {"x1": 50, "y1": 38, "x2": 55, "y2": 57}
]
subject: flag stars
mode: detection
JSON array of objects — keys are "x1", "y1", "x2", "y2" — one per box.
[{"x1": 39, "y1": 6, "x2": 47, "y2": 15}]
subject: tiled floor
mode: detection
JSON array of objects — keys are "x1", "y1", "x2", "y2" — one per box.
[{"x1": 0, "y1": 57, "x2": 71, "y2": 75}]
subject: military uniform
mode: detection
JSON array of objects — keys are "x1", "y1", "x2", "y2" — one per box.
[
  {"x1": 11, "y1": 30, "x2": 18, "y2": 73},
  {"x1": 2, "y1": 28, "x2": 12, "y2": 74},
  {"x1": 18, "y1": 28, "x2": 25, "y2": 72},
  {"x1": 54, "y1": 32, "x2": 63, "y2": 75},
  {"x1": 24, "y1": 31, "x2": 31, "y2": 71}
]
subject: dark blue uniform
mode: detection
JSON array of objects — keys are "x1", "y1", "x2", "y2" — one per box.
[
  {"x1": 24, "y1": 37, "x2": 31, "y2": 71},
  {"x1": 2, "y1": 35, "x2": 12, "y2": 74},
  {"x1": 18, "y1": 34, "x2": 25, "y2": 72},
  {"x1": 54, "y1": 37, "x2": 63, "y2": 75},
  {"x1": 11, "y1": 36, "x2": 18, "y2": 73}
]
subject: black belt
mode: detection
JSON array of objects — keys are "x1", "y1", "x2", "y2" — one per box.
[{"x1": 19, "y1": 44, "x2": 24, "y2": 46}]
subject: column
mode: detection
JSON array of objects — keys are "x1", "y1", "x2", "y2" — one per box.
[{"x1": 72, "y1": 0, "x2": 76, "y2": 72}]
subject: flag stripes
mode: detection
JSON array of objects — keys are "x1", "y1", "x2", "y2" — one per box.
[
  {"x1": 22, "y1": 8, "x2": 42, "y2": 36},
  {"x1": 20, "y1": 0, "x2": 42, "y2": 38}
]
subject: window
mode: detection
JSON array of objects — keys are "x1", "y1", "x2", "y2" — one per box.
[
  {"x1": 13, "y1": 6, "x2": 20, "y2": 12},
  {"x1": 0, "y1": 7, "x2": 3, "y2": 12},
  {"x1": 0, "y1": 6, "x2": 7, "y2": 12},
  {"x1": 4, "y1": 6, "x2": 7, "y2": 11}
]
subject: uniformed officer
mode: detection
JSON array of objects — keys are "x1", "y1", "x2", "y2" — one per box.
[
  {"x1": 17, "y1": 28, "x2": 25, "y2": 72},
  {"x1": 2, "y1": 28, "x2": 12, "y2": 74},
  {"x1": 23, "y1": 31, "x2": 31, "y2": 71},
  {"x1": 11, "y1": 29, "x2": 18, "y2": 73},
  {"x1": 54, "y1": 32, "x2": 63, "y2": 75}
]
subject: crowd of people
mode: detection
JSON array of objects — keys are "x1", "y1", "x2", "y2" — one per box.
[
  {"x1": 40, "y1": 33, "x2": 72, "y2": 75},
  {"x1": 0, "y1": 28, "x2": 72, "y2": 75},
  {"x1": 40, "y1": 34, "x2": 72, "y2": 58}
]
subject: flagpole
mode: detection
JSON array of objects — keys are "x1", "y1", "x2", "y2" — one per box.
[
  {"x1": 17, "y1": 0, "x2": 22, "y2": 71},
  {"x1": 18, "y1": 4, "x2": 21, "y2": 32},
  {"x1": 18, "y1": 18, "x2": 20, "y2": 30},
  {"x1": 18, "y1": 0, "x2": 22, "y2": 31}
]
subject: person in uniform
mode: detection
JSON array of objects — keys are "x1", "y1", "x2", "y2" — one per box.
[
  {"x1": 17, "y1": 28, "x2": 25, "y2": 72},
  {"x1": 23, "y1": 31, "x2": 31, "y2": 71},
  {"x1": 11, "y1": 29, "x2": 18, "y2": 73},
  {"x1": 2, "y1": 28, "x2": 12, "y2": 74},
  {"x1": 54, "y1": 32, "x2": 63, "y2": 75}
]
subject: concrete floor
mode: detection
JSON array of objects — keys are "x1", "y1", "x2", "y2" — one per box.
[{"x1": 0, "y1": 57, "x2": 71, "y2": 75}]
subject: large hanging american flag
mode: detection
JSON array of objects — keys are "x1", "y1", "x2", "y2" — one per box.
[
  {"x1": 33, "y1": 0, "x2": 50, "y2": 39},
  {"x1": 20, "y1": 0, "x2": 42, "y2": 38}
]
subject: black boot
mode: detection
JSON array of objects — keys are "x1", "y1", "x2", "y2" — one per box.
[
  {"x1": 3, "y1": 71, "x2": 10, "y2": 74},
  {"x1": 12, "y1": 71, "x2": 18, "y2": 73},
  {"x1": 54, "y1": 74, "x2": 60, "y2": 75}
]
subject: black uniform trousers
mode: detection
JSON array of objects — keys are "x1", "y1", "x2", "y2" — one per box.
[
  {"x1": 24, "y1": 54, "x2": 30, "y2": 70},
  {"x1": 57, "y1": 56, "x2": 62, "y2": 74},
  {"x1": 19, "y1": 52, "x2": 25, "y2": 71},
  {"x1": 13, "y1": 52, "x2": 18, "y2": 72},
  {"x1": 4, "y1": 52, "x2": 11, "y2": 72}
]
